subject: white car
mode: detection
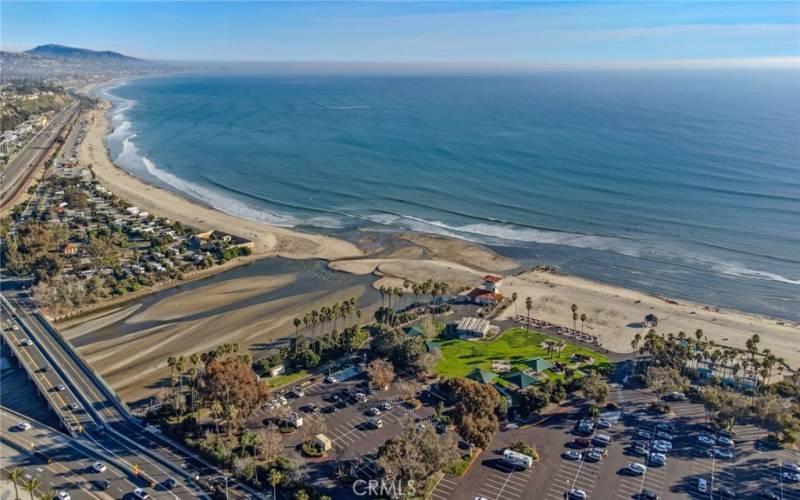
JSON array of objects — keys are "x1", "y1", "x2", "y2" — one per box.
[
  {"x1": 279, "y1": 396, "x2": 288, "y2": 406},
  {"x1": 12, "y1": 325, "x2": 19, "y2": 331},
  {"x1": 55, "y1": 384, "x2": 66, "y2": 392},
  {"x1": 367, "y1": 407, "x2": 381, "y2": 416},
  {"x1": 785, "y1": 462, "x2": 800, "y2": 473},
  {"x1": 697, "y1": 478, "x2": 708, "y2": 493},
  {"x1": 653, "y1": 440, "x2": 672, "y2": 452},
  {"x1": 92, "y1": 462, "x2": 107, "y2": 473},
  {"x1": 133, "y1": 488, "x2": 150, "y2": 499},
  {"x1": 563, "y1": 450, "x2": 582, "y2": 460},
  {"x1": 655, "y1": 431, "x2": 672, "y2": 441},
  {"x1": 292, "y1": 389, "x2": 305, "y2": 397},
  {"x1": 20, "y1": 338, "x2": 32, "y2": 346},
  {"x1": 57, "y1": 492, "x2": 70, "y2": 500},
  {"x1": 649, "y1": 452, "x2": 667, "y2": 466},
  {"x1": 627, "y1": 463, "x2": 647, "y2": 475},
  {"x1": 698, "y1": 435, "x2": 715, "y2": 446},
  {"x1": 717, "y1": 436, "x2": 734, "y2": 447},
  {"x1": 568, "y1": 488, "x2": 588, "y2": 499},
  {"x1": 17, "y1": 421, "x2": 32, "y2": 431},
  {"x1": 637, "y1": 430, "x2": 653, "y2": 439},
  {"x1": 715, "y1": 448, "x2": 733, "y2": 459},
  {"x1": 380, "y1": 401, "x2": 392, "y2": 411},
  {"x1": 783, "y1": 472, "x2": 800, "y2": 482}
]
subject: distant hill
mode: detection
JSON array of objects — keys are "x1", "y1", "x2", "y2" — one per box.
[{"x1": 26, "y1": 44, "x2": 139, "y2": 61}]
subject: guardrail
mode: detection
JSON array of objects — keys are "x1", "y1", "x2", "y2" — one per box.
[{"x1": 0, "y1": 330, "x2": 76, "y2": 436}]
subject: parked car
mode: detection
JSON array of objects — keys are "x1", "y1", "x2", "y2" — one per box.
[
  {"x1": 626, "y1": 463, "x2": 646, "y2": 475},
  {"x1": 695, "y1": 448, "x2": 714, "y2": 458},
  {"x1": 92, "y1": 462, "x2": 107, "y2": 473},
  {"x1": 637, "y1": 430, "x2": 653, "y2": 439},
  {"x1": 697, "y1": 478, "x2": 708, "y2": 494},
  {"x1": 380, "y1": 401, "x2": 392, "y2": 411},
  {"x1": 301, "y1": 404, "x2": 318, "y2": 413},
  {"x1": 717, "y1": 436, "x2": 734, "y2": 447},
  {"x1": 563, "y1": 450, "x2": 582, "y2": 460},
  {"x1": 68, "y1": 402, "x2": 80, "y2": 411},
  {"x1": 16, "y1": 421, "x2": 31, "y2": 431},
  {"x1": 655, "y1": 431, "x2": 672, "y2": 441},
  {"x1": 55, "y1": 384, "x2": 66, "y2": 392},
  {"x1": 639, "y1": 489, "x2": 658, "y2": 500},
  {"x1": 648, "y1": 453, "x2": 667, "y2": 466},
  {"x1": 568, "y1": 488, "x2": 587, "y2": 500},
  {"x1": 783, "y1": 471, "x2": 800, "y2": 482},
  {"x1": 784, "y1": 462, "x2": 800, "y2": 473},
  {"x1": 57, "y1": 492, "x2": 70, "y2": 500},
  {"x1": 574, "y1": 437, "x2": 592, "y2": 448},
  {"x1": 367, "y1": 407, "x2": 381, "y2": 417},
  {"x1": 759, "y1": 489, "x2": 781, "y2": 499},
  {"x1": 596, "y1": 419, "x2": 612, "y2": 429},
  {"x1": 668, "y1": 392, "x2": 687, "y2": 401},
  {"x1": 93, "y1": 480, "x2": 110, "y2": 491},
  {"x1": 698, "y1": 435, "x2": 715, "y2": 446},
  {"x1": 133, "y1": 488, "x2": 150, "y2": 499},
  {"x1": 653, "y1": 440, "x2": 672, "y2": 452},
  {"x1": 585, "y1": 451, "x2": 604, "y2": 462},
  {"x1": 631, "y1": 445, "x2": 649, "y2": 456},
  {"x1": 715, "y1": 448, "x2": 733, "y2": 460},
  {"x1": 717, "y1": 486, "x2": 736, "y2": 498},
  {"x1": 163, "y1": 478, "x2": 177, "y2": 489},
  {"x1": 20, "y1": 339, "x2": 32, "y2": 346}
]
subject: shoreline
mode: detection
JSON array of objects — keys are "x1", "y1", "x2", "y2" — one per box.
[{"x1": 69, "y1": 80, "x2": 799, "y2": 393}]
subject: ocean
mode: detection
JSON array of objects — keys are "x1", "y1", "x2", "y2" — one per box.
[{"x1": 100, "y1": 69, "x2": 800, "y2": 320}]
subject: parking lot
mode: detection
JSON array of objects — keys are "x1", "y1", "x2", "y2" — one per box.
[{"x1": 427, "y1": 384, "x2": 800, "y2": 500}]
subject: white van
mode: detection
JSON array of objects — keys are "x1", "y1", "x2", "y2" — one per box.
[
  {"x1": 502, "y1": 449, "x2": 533, "y2": 469},
  {"x1": 697, "y1": 478, "x2": 708, "y2": 493},
  {"x1": 592, "y1": 433, "x2": 611, "y2": 447}
]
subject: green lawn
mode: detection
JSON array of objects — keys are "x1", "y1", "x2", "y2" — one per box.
[
  {"x1": 435, "y1": 327, "x2": 611, "y2": 379},
  {"x1": 265, "y1": 369, "x2": 309, "y2": 389}
]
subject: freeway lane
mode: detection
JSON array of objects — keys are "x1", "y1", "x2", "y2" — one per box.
[
  {"x1": 2, "y1": 290, "x2": 258, "y2": 498},
  {"x1": 0, "y1": 102, "x2": 79, "y2": 204},
  {"x1": 1, "y1": 406, "x2": 140, "y2": 499},
  {"x1": 2, "y1": 296, "x2": 198, "y2": 499}
]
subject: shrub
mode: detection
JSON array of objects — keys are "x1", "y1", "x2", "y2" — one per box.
[
  {"x1": 301, "y1": 442, "x2": 324, "y2": 457},
  {"x1": 509, "y1": 441, "x2": 539, "y2": 461}
]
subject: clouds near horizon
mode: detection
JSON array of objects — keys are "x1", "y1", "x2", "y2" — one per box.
[{"x1": 1, "y1": 1, "x2": 798, "y2": 69}]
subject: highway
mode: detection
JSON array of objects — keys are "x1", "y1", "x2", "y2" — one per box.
[
  {"x1": 1, "y1": 287, "x2": 257, "y2": 498},
  {"x1": 0, "y1": 101, "x2": 80, "y2": 206},
  {"x1": 1, "y1": 406, "x2": 140, "y2": 499}
]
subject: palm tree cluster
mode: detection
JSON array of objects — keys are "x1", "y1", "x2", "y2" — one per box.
[
  {"x1": 379, "y1": 280, "x2": 450, "y2": 311},
  {"x1": 293, "y1": 297, "x2": 362, "y2": 336}
]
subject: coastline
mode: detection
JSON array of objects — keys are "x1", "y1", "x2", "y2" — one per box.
[
  {"x1": 66, "y1": 82, "x2": 798, "y2": 404},
  {"x1": 79, "y1": 98, "x2": 364, "y2": 261}
]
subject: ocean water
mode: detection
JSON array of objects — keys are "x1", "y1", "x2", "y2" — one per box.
[{"x1": 100, "y1": 69, "x2": 800, "y2": 320}]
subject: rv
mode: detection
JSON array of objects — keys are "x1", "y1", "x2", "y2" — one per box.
[{"x1": 502, "y1": 449, "x2": 533, "y2": 469}]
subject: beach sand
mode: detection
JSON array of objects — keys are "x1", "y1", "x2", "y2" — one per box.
[
  {"x1": 79, "y1": 101, "x2": 363, "y2": 261},
  {"x1": 497, "y1": 270, "x2": 800, "y2": 368}
]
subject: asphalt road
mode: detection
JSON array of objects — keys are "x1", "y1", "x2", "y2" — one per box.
[{"x1": 0, "y1": 102, "x2": 79, "y2": 204}]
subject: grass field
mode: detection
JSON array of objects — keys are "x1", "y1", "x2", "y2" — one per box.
[
  {"x1": 265, "y1": 369, "x2": 309, "y2": 389},
  {"x1": 435, "y1": 327, "x2": 611, "y2": 379}
]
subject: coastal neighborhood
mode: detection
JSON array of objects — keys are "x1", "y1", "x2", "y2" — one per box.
[{"x1": 1, "y1": 5, "x2": 799, "y2": 500}]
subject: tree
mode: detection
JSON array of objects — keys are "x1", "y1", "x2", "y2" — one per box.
[
  {"x1": 257, "y1": 424, "x2": 283, "y2": 463},
  {"x1": 197, "y1": 357, "x2": 271, "y2": 436},
  {"x1": 367, "y1": 358, "x2": 396, "y2": 390},
  {"x1": 646, "y1": 366, "x2": 687, "y2": 404},
  {"x1": 294, "y1": 490, "x2": 310, "y2": 500},
  {"x1": 21, "y1": 478, "x2": 39, "y2": 500},
  {"x1": 518, "y1": 387, "x2": 550, "y2": 418},
  {"x1": 579, "y1": 313, "x2": 587, "y2": 333},
  {"x1": 525, "y1": 297, "x2": 533, "y2": 329},
  {"x1": 293, "y1": 317, "x2": 301, "y2": 335},
  {"x1": 9, "y1": 467, "x2": 23, "y2": 500},
  {"x1": 511, "y1": 292, "x2": 518, "y2": 317},
  {"x1": 268, "y1": 469, "x2": 283, "y2": 500},
  {"x1": 570, "y1": 304, "x2": 578, "y2": 329},
  {"x1": 441, "y1": 378, "x2": 506, "y2": 448},
  {"x1": 377, "y1": 419, "x2": 459, "y2": 485},
  {"x1": 580, "y1": 373, "x2": 609, "y2": 407}
]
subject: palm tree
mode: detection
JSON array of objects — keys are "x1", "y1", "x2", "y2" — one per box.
[
  {"x1": 525, "y1": 297, "x2": 533, "y2": 330},
  {"x1": 579, "y1": 313, "x2": 587, "y2": 333},
  {"x1": 175, "y1": 355, "x2": 187, "y2": 415},
  {"x1": 295, "y1": 490, "x2": 310, "y2": 500},
  {"x1": 511, "y1": 292, "x2": 518, "y2": 317},
  {"x1": 9, "y1": 467, "x2": 23, "y2": 499},
  {"x1": 21, "y1": 478, "x2": 39, "y2": 500},
  {"x1": 268, "y1": 469, "x2": 283, "y2": 500},
  {"x1": 631, "y1": 332, "x2": 642, "y2": 370},
  {"x1": 293, "y1": 317, "x2": 301, "y2": 335},
  {"x1": 38, "y1": 491, "x2": 57, "y2": 500},
  {"x1": 570, "y1": 304, "x2": 578, "y2": 329}
]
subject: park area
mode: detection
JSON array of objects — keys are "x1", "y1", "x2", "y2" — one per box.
[{"x1": 434, "y1": 327, "x2": 611, "y2": 380}]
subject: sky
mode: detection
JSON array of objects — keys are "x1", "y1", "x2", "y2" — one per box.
[{"x1": 2, "y1": 1, "x2": 799, "y2": 68}]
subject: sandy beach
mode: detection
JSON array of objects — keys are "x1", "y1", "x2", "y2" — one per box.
[
  {"x1": 79, "y1": 100, "x2": 363, "y2": 261},
  {"x1": 497, "y1": 270, "x2": 800, "y2": 368}
]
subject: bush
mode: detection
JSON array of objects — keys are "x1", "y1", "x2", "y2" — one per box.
[
  {"x1": 301, "y1": 442, "x2": 324, "y2": 457},
  {"x1": 509, "y1": 441, "x2": 539, "y2": 461}
]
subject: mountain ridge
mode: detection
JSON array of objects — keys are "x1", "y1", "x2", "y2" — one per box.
[{"x1": 26, "y1": 44, "x2": 139, "y2": 61}]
